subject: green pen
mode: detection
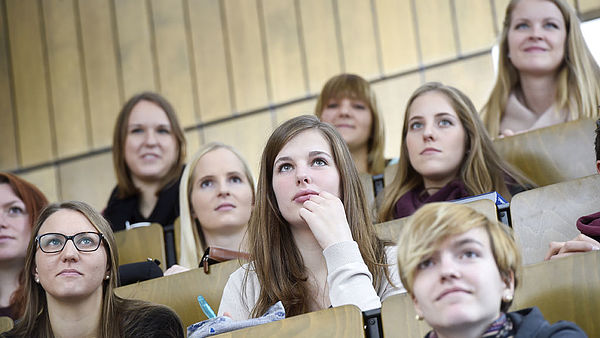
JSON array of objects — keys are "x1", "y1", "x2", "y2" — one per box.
[{"x1": 197, "y1": 295, "x2": 216, "y2": 319}]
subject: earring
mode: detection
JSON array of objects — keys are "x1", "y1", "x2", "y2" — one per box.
[
  {"x1": 415, "y1": 314, "x2": 423, "y2": 321},
  {"x1": 35, "y1": 277, "x2": 40, "y2": 283},
  {"x1": 104, "y1": 275, "x2": 110, "y2": 280},
  {"x1": 503, "y1": 293, "x2": 513, "y2": 302}
]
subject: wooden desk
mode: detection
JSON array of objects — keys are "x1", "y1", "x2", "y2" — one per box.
[
  {"x1": 0, "y1": 316, "x2": 13, "y2": 334},
  {"x1": 115, "y1": 223, "x2": 166, "y2": 270},
  {"x1": 381, "y1": 293, "x2": 431, "y2": 338}
]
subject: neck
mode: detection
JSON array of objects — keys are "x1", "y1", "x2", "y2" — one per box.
[
  {"x1": 434, "y1": 314, "x2": 500, "y2": 338},
  {"x1": 422, "y1": 175, "x2": 456, "y2": 196},
  {"x1": 350, "y1": 145, "x2": 369, "y2": 174},
  {"x1": 517, "y1": 73, "x2": 558, "y2": 115},
  {"x1": 132, "y1": 177, "x2": 161, "y2": 218},
  {"x1": 290, "y1": 225, "x2": 327, "y2": 275},
  {"x1": 0, "y1": 260, "x2": 23, "y2": 307},
  {"x1": 202, "y1": 225, "x2": 248, "y2": 252},
  {"x1": 46, "y1": 287, "x2": 104, "y2": 338}
]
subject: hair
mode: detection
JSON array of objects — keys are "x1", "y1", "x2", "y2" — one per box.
[
  {"x1": 0, "y1": 173, "x2": 48, "y2": 319},
  {"x1": 315, "y1": 73, "x2": 386, "y2": 175},
  {"x1": 396, "y1": 202, "x2": 522, "y2": 313},
  {"x1": 246, "y1": 115, "x2": 391, "y2": 318},
  {"x1": 178, "y1": 142, "x2": 255, "y2": 268},
  {"x1": 112, "y1": 92, "x2": 187, "y2": 198},
  {"x1": 481, "y1": 0, "x2": 600, "y2": 137},
  {"x1": 6, "y1": 201, "x2": 183, "y2": 337},
  {"x1": 378, "y1": 82, "x2": 533, "y2": 222},
  {"x1": 595, "y1": 118, "x2": 600, "y2": 162}
]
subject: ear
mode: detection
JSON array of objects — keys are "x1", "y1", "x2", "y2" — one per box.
[
  {"x1": 411, "y1": 293, "x2": 424, "y2": 319},
  {"x1": 502, "y1": 270, "x2": 515, "y2": 295},
  {"x1": 596, "y1": 160, "x2": 600, "y2": 174}
]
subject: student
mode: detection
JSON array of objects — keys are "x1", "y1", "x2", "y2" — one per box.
[
  {"x1": 104, "y1": 92, "x2": 186, "y2": 231},
  {"x1": 481, "y1": 0, "x2": 600, "y2": 137},
  {"x1": 169, "y1": 143, "x2": 254, "y2": 272},
  {"x1": 378, "y1": 82, "x2": 530, "y2": 221},
  {"x1": 397, "y1": 202, "x2": 586, "y2": 338},
  {"x1": 0, "y1": 173, "x2": 48, "y2": 320},
  {"x1": 218, "y1": 115, "x2": 403, "y2": 320},
  {"x1": 2, "y1": 201, "x2": 184, "y2": 337},
  {"x1": 315, "y1": 74, "x2": 387, "y2": 175}
]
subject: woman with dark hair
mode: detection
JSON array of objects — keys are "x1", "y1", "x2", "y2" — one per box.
[
  {"x1": 0, "y1": 172, "x2": 48, "y2": 320},
  {"x1": 104, "y1": 92, "x2": 187, "y2": 231},
  {"x1": 218, "y1": 115, "x2": 403, "y2": 320},
  {"x1": 2, "y1": 201, "x2": 183, "y2": 337}
]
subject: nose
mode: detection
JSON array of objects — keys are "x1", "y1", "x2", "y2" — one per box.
[
  {"x1": 296, "y1": 166, "x2": 312, "y2": 185},
  {"x1": 339, "y1": 100, "x2": 351, "y2": 117},
  {"x1": 60, "y1": 240, "x2": 80, "y2": 262},
  {"x1": 217, "y1": 180, "x2": 231, "y2": 197},
  {"x1": 422, "y1": 123, "x2": 435, "y2": 141},
  {"x1": 529, "y1": 24, "x2": 543, "y2": 40},
  {"x1": 144, "y1": 130, "x2": 158, "y2": 146},
  {"x1": 439, "y1": 255, "x2": 460, "y2": 281}
]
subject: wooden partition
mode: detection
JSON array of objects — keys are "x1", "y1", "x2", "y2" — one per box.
[
  {"x1": 0, "y1": 316, "x2": 13, "y2": 334},
  {"x1": 114, "y1": 223, "x2": 166, "y2": 270},
  {"x1": 115, "y1": 260, "x2": 242, "y2": 327},
  {"x1": 511, "y1": 174, "x2": 600, "y2": 265}
]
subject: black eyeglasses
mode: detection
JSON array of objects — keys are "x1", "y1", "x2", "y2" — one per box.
[{"x1": 36, "y1": 232, "x2": 104, "y2": 253}]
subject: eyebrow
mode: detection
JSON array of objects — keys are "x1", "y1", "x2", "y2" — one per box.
[
  {"x1": 274, "y1": 151, "x2": 333, "y2": 165},
  {"x1": 409, "y1": 112, "x2": 456, "y2": 121},
  {"x1": 451, "y1": 238, "x2": 484, "y2": 249},
  {"x1": 127, "y1": 123, "x2": 171, "y2": 128}
]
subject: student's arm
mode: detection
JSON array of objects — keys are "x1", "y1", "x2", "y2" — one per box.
[
  {"x1": 545, "y1": 234, "x2": 600, "y2": 260},
  {"x1": 217, "y1": 266, "x2": 253, "y2": 321}
]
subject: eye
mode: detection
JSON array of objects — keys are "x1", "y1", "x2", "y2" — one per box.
[
  {"x1": 409, "y1": 121, "x2": 423, "y2": 130},
  {"x1": 460, "y1": 249, "x2": 480, "y2": 259},
  {"x1": 352, "y1": 102, "x2": 366, "y2": 110},
  {"x1": 312, "y1": 158, "x2": 328, "y2": 167},
  {"x1": 514, "y1": 22, "x2": 529, "y2": 30},
  {"x1": 7, "y1": 206, "x2": 25, "y2": 215},
  {"x1": 326, "y1": 102, "x2": 339, "y2": 109},
  {"x1": 417, "y1": 258, "x2": 434, "y2": 270},
  {"x1": 544, "y1": 22, "x2": 559, "y2": 29},
  {"x1": 278, "y1": 163, "x2": 293, "y2": 173},
  {"x1": 43, "y1": 236, "x2": 64, "y2": 247},
  {"x1": 200, "y1": 179, "x2": 214, "y2": 188},
  {"x1": 438, "y1": 119, "x2": 453, "y2": 127},
  {"x1": 229, "y1": 175, "x2": 243, "y2": 184},
  {"x1": 78, "y1": 237, "x2": 93, "y2": 245},
  {"x1": 157, "y1": 127, "x2": 171, "y2": 134},
  {"x1": 130, "y1": 127, "x2": 144, "y2": 134}
]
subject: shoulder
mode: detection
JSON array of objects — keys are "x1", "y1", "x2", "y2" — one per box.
[
  {"x1": 508, "y1": 307, "x2": 587, "y2": 338},
  {"x1": 120, "y1": 301, "x2": 184, "y2": 338}
]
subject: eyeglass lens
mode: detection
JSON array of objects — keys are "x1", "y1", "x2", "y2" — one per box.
[{"x1": 38, "y1": 232, "x2": 102, "y2": 253}]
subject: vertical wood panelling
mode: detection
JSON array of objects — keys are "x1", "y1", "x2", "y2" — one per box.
[
  {"x1": 42, "y1": 0, "x2": 89, "y2": 158},
  {"x1": 336, "y1": 0, "x2": 380, "y2": 77},
  {"x1": 78, "y1": 0, "x2": 122, "y2": 149},
  {"x1": 493, "y1": 0, "x2": 510, "y2": 35},
  {"x1": 372, "y1": 73, "x2": 422, "y2": 158},
  {"x1": 6, "y1": 0, "x2": 54, "y2": 167},
  {"x1": 58, "y1": 152, "x2": 115, "y2": 209},
  {"x1": 19, "y1": 167, "x2": 60, "y2": 203},
  {"x1": 455, "y1": 0, "x2": 496, "y2": 53},
  {"x1": 261, "y1": 0, "x2": 306, "y2": 103},
  {"x1": 114, "y1": 0, "x2": 156, "y2": 99},
  {"x1": 222, "y1": 0, "x2": 269, "y2": 112},
  {"x1": 0, "y1": 2, "x2": 18, "y2": 170},
  {"x1": 297, "y1": 0, "x2": 342, "y2": 94},
  {"x1": 187, "y1": 0, "x2": 232, "y2": 122},
  {"x1": 416, "y1": 0, "x2": 457, "y2": 65},
  {"x1": 374, "y1": 0, "x2": 419, "y2": 73},
  {"x1": 150, "y1": 0, "x2": 196, "y2": 127},
  {"x1": 273, "y1": 100, "x2": 316, "y2": 126},
  {"x1": 184, "y1": 129, "x2": 203, "y2": 163},
  {"x1": 579, "y1": 0, "x2": 600, "y2": 13}
]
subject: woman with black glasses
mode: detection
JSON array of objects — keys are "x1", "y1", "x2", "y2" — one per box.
[{"x1": 1, "y1": 201, "x2": 184, "y2": 338}]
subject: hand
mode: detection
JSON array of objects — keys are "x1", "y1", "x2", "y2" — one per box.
[
  {"x1": 299, "y1": 191, "x2": 353, "y2": 250},
  {"x1": 164, "y1": 264, "x2": 190, "y2": 276},
  {"x1": 544, "y1": 234, "x2": 600, "y2": 260}
]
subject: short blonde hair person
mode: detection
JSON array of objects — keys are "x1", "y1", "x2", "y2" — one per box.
[
  {"x1": 396, "y1": 202, "x2": 521, "y2": 312},
  {"x1": 481, "y1": 0, "x2": 600, "y2": 137},
  {"x1": 177, "y1": 143, "x2": 255, "y2": 268},
  {"x1": 315, "y1": 74, "x2": 386, "y2": 175}
]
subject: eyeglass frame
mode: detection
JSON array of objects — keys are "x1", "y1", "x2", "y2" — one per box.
[{"x1": 35, "y1": 231, "x2": 105, "y2": 253}]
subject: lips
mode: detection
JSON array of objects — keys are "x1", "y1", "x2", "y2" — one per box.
[
  {"x1": 335, "y1": 123, "x2": 355, "y2": 129},
  {"x1": 293, "y1": 189, "x2": 319, "y2": 203},
  {"x1": 0, "y1": 235, "x2": 15, "y2": 242},
  {"x1": 215, "y1": 203, "x2": 235, "y2": 211},
  {"x1": 140, "y1": 153, "x2": 160, "y2": 160},
  {"x1": 420, "y1": 147, "x2": 441, "y2": 155},
  {"x1": 524, "y1": 46, "x2": 546, "y2": 52},
  {"x1": 436, "y1": 287, "x2": 470, "y2": 301},
  {"x1": 57, "y1": 269, "x2": 83, "y2": 277}
]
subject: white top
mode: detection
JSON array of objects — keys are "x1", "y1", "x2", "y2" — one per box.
[
  {"x1": 500, "y1": 91, "x2": 570, "y2": 135},
  {"x1": 217, "y1": 241, "x2": 405, "y2": 320}
]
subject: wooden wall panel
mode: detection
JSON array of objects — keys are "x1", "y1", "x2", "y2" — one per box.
[
  {"x1": 454, "y1": 0, "x2": 496, "y2": 53},
  {"x1": 261, "y1": 0, "x2": 306, "y2": 102},
  {"x1": 222, "y1": 0, "x2": 269, "y2": 112},
  {"x1": 184, "y1": 128, "x2": 203, "y2": 163},
  {"x1": 297, "y1": 0, "x2": 341, "y2": 94},
  {"x1": 415, "y1": 0, "x2": 456, "y2": 65},
  {"x1": 372, "y1": 73, "x2": 422, "y2": 159},
  {"x1": 273, "y1": 100, "x2": 316, "y2": 126},
  {"x1": 6, "y1": 0, "x2": 54, "y2": 167},
  {"x1": 78, "y1": 0, "x2": 121, "y2": 149},
  {"x1": 114, "y1": 0, "x2": 156, "y2": 99},
  {"x1": 493, "y1": 0, "x2": 510, "y2": 34},
  {"x1": 19, "y1": 167, "x2": 59, "y2": 203},
  {"x1": 187, "y1": 0, "x2": 232, "y2": 122},
  {"x1": 203, "y1": 111, "x2": 272, "y2": 178},
  {"x1": 150, "y1": 0, "x2": 196, "y2": 127},
  {"x1": 58, "y1": 152, "x2": 115, "y2": 210},
  {"x1": 579, "y1": 0, "x2": 600, "y2": 13},
  {"x1": 424, "y1": 54, "x2": 495, "y2": 110},
  {"x1": 42, "y1": 0, "x2": 89, "y2": 158},
  {"x1": 374, "y1": 0, "x2": 419, "y2": 73},
  {"x1": 336, "y1": 0, "x2": 380, "y2": 77},
  {"x1": 0, "y1": 2, "x2": 17, "y2": 170}
]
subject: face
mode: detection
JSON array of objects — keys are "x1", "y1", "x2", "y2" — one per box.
[
  {"x1": 320, "y1": 97, "x2": 372, "y2": 152},
  {"x1": 507, "y1": 0, "x2": 566, "y2": 76},
  {"x1": 0, "y1": 184, "x2": 31, "y2": 264},
  {"x1": 405, "y1": 91, "x2": 466, "y2": 186},
  {"x1": 412, "y1": 227, "x2": 513, "y2": 332},
  {"x1": 124, "y1": 100, "x2": 178, "y2": 184},
  {"x1": 190, "y1": 148, "x2": 253, "y2": 233},
  {"x1": 34, "y1": 209, "x2": 108, "y2": 302},
  {"x1": 272, "y1": 130, "x2": 341, "y2": 227}
]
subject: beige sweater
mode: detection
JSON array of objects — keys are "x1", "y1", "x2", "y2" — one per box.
[
  {"x1": 500, "y1": 91, "x2": 570, "y2": 136},
  {"x1": 217, "y1": 241, "x2": 405, "y2": 320}
]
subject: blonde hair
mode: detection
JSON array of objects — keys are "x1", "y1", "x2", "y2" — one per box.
[
  {"x1": 396, "y1": 202, "x2": 521, "y2": 312},
  {"x1": 178, "y1": 143, "x2": 255, "y2": 268},
  {"x1": 378, "y1": 82, "x2": 532, "y2": 222},
  {"x1": 315, "y1": 74, "x2": 386, "y2": 174},
  {"x1": 481, "y1": 0, "x2": 600, "y2": 136}
]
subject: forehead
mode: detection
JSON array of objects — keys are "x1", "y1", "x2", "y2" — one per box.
[
  {"x1": 194, "y1": 148, "x2": 245, "y2": 177},
  {"x1": 39, "y1": 209, "x2": 98, "y2": 236},
  {"x1": 0, "y1": 183, "x2": 22, "y2": 204},
  {"x1": 408, "y1": 91, "x2": 458, "y2": 119},
  {"x1": 511, "y1": 0, "x2": 564, "y2": 22},
  {"x1": 276, "y1": 130, "x2": 333, "y2": 160},
  {"x1": 128, "y1": 100, "x2": 171, "y2": 125},
  {"x1": 436, "y1": 226, "x2": 491, "y2": 251}
]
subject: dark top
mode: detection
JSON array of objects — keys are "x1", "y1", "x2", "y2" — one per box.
[
  {"x1": 0, "y1": 304, "x2": 16, "y2": 320},
  {"x1": 103, "y1": 178, "x2": 180, "y2": 231},
  {"x1": 576, "y1": 211, "x2": 600, "y2": 243},
  {"x1": 394, "y1": 179, "x2": 469, "y2": 219}
]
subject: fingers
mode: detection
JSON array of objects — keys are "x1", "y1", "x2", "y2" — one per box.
[
  {"x1": 559, "y1": 240, "x2": 599, "y2": 254},
  {"x1": 544, "y1": 241, "x2": 564, "y2": 261},
  {"x1": 573, "y1": 233, "x2": 600, "y2": 247}
]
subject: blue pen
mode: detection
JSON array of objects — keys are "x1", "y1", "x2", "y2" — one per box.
[{"x1": 197, "y1": 295, "x2": 216, "y2": 319}]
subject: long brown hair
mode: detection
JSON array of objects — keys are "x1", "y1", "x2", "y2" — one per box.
[
  {"x1": 315, "y1": 74, "x2": 386, "y2": 175},
  {"x1": 378, "y1": 83, "x2": 532, "y2": 222},
  {"x1": 112, "y1": 92, "x2": 187, "y2": 198},
  {"x1": 246, "y1": 115, "x2": 390, "y2": 317},
  {"x1": 481, "y1": 0, "x2": 600, "y2": 136},
  {"x1": 0, "y1": 172, "x2": 48, "y2": 319}
]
